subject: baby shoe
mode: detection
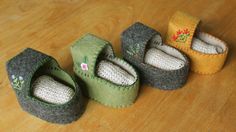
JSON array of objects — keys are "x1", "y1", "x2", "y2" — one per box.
[
  {"x1": 121, "y1": 22, "x2": 189, "y2": 90},
  {"x1": 70, "y1": 34, "x2": 139, "y2": 108},
  {"x1": 6, "y1": 48, "x2": 84, "y2": 124},
  {"x1": 166, "y1": 11, "x2": 228, "y2": 74}
]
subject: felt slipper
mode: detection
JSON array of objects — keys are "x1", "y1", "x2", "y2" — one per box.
[
  {"x1": 70, "y1": 34, "x2": 139, "y2": 108},
  {"x1": 6, "y1": 48, "x2": 84, "y2": 124},
  {"x1": 121, "y1": 22, "x2": 189, "y2": 90},
  {"x1": 166, "y1": 11, "x2": 228, "y2": 74}
]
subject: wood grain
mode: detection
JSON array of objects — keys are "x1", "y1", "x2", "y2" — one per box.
[{"x1": 0, "y1": 0, "x2": 236, "y2": 131}]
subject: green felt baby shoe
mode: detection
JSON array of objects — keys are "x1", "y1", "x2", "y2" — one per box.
[
  {"x1": 6, "y1": 48, "x2": 84, "y2": 124},
  {"x1": 70, "y1": 34, "x2": 140, "y2": 108}
]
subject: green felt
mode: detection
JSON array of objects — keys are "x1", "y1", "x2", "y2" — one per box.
[
  {"x1": 70, "y1": 34, "x2": 139, "y2": 108},
  {"x1": 70, "y1": 33, "x2": 115, "y2": 76}
]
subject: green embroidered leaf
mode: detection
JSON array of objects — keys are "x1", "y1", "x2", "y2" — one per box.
[
  {"x1": 13, "y1": 79, "x2": 17, "y2": 83},
  {"x1": 126, "y1": 50, "x2": 133, "y2": 56},
  {"x1": 83, "y1": 56, "x2": 88, "y2": 63},
  {"x1": 11, "y1": 75, "x2": 24, "y2": 90}
]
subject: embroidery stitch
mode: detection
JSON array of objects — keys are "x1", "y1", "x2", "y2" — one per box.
[
  {"x1": 172, "y1": 29, "x2": 190, "y2": 43},
  {"x1": 81, "y1": 56, "x2": 88, "y2": 71},
  {"x1": 127, "y1": 44, "x2": 141, "y2": 58},
  {"x1": 11, "y1": 75, "x2": 24, "y2": 90}
]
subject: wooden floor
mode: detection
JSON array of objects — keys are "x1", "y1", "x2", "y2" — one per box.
[{"x1": 1, "y1": 0, "x2": 236, "y2": 131}]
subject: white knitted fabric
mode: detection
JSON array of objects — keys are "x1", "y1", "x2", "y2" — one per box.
[
  {"x1": 32, "y1": 75, "x2": 74, "y2": 105},
  {"x1": 192, "y1": 37, "x2": 223, "y2": 54},
  {"x1": 144, "y1": 48, "x2": 185, "y2": 70},
  {"x1": 97, "y1": 60, "x2": 135, "y2": 85}
]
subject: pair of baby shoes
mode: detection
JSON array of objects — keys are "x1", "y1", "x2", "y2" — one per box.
[
  {"x1": 6, "y1": 35, "x2": 140, "y2": 124},
  {"x1": 69, "y1": 30, "x2": 190, "y2": 111}
]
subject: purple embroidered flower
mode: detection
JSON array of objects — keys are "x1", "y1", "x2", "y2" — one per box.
[{"x1": 81, "y1": 63, "x2": 88, "y2": 71}]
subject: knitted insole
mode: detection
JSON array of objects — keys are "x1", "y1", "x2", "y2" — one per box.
[
  {"x1": 32, "y1": 75, "x2": 74, "y2": 105},
  {"x1": 192, "y1": 36, "x2": 223, "y2": 54},
  {"x1": 144, "y1": 48, "x2": 185, "y2": 70},
  {"x1": 97, "y1": 60, "x2": 135, "y2": 85}
]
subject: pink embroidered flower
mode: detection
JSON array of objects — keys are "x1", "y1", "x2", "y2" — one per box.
[{"x1": 81, "y1": 63, "x2": 88, "y2": 71}]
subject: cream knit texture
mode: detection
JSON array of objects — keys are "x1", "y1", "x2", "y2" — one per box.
[
  {"x1": 192, "y1": 37, "x2": 223, "y2": 54},
  {"x1": 32, "y1": 75, "x2": 74, "y2": 105},
  {"x1": 144, "y1": 48, "x2": 185, "y2": 70},
  {"x1": 97, "y1": 60, "x2": 135, "y2": 85}
]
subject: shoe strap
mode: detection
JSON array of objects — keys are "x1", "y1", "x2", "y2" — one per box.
[
  {"x1": 71, "y1": 34, "x2": 115, "y2": 76},
  {"x1": 166, "y1": 11, "x2": 200, "y2": 49},
  {"x1": 121, "y1": 22, "x2": 162, "y2": 63}
]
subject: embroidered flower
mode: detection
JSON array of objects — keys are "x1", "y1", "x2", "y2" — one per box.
[
  {"x1": 172, "y1": 35, "x2": 178, "y2": 41},
  {"x1": 172, "y1": 28, "x2": 190, "y2": 43},
  {"x1": 127, "y1": 43, "x2": 141, "y2": 57},
  {"x1": 19, "y1": 76, "x2": 23, "y2": 80},
  {"x1": 183, "y1": 29, "x2": 190, "y2": 34},
  {"x1": 11, "y1": 75, "x2": 15, "y2": 79},
  {"x1": 81, "y1": 63, "x2": 88, "y2": 71},
  {"x1": 80, "y1": 56, "x2": 89, "y2": 71},
  {"x1": 11, "y1": 75, "x2": 24, "y2": 90},
  {"x1": 177, "y1": 30, "x2": 182, "y2": 35}
]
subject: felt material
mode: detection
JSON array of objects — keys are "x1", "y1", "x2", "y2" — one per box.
[
  {"x1": 166, "y1": 11, "x2": 228, "y2": 74},
  {"x1": 6, "y1": 48, "x2": 84, "y2": 124},
  {"x1": 121, "y1": 22, "x2": 189, "y2": 90},
  {"x1": 70, "y1": 34, "x2": 139, "y2": 108}
]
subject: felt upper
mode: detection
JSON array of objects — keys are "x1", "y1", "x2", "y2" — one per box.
[
  {"x1": 165, "y1": 11, "x2": 228, "y2": 74},
  {"x1": 121, "y1": 22, "x2": 190, "y2": 89},
  {"x1": 70, "y1": 34, "x2": 115, "y2": 75},
  {"x1": 121, "y1": 22, "x2": 162, "y2": 63},
  {"x1": 6, "y1": 48, "x2": 84, "y2": 124},
  {"x1": 71, "y1": 34, "x2": 140, "y2": 107}
]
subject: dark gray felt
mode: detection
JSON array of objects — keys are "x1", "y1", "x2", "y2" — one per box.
[
  {"x1": 121, "y1": 22, "x2": 190, "y2": 90},
  {"x1": 6, "y1": 48, "x2": 84, "y2": 124}
]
